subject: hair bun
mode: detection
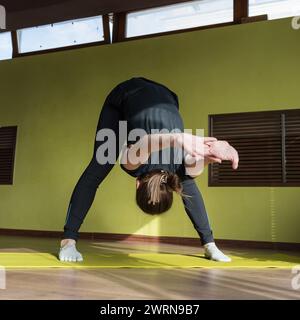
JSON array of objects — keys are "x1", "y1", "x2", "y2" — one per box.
[{"x1": 166, "y1": 172, "x2": 182, "y2": 194}]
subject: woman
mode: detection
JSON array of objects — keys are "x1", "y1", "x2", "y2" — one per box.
[{"x1": 59, "y1": 77, "x2": 239, "y2": 262}]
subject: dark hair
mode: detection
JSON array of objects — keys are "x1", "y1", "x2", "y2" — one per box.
[{"x1": 136, "y1": 169, "x2": 188, "y2": 215}]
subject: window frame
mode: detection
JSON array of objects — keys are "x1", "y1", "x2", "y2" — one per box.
[
  {"x1": 4, "y1": 0, "x2": 295, "y2": 60},
  {"x1": 248, "y1": 0, "x2": 300, "y2": 21},
  {"x1": 3, "y1": 1, "x2": 252, "y2": 59},
  {"x1": 124, "y1": 0, "x2": 238, "y2": 40},
  {"x1": 11, "y1": 14, "x2": 110, "y2": 58},
  {"x1": 0, "y1": 31, "x2": 13, "y2": 61},
  {"x1": 208, "y1": 109, "x2": 300, "y2": 187}
]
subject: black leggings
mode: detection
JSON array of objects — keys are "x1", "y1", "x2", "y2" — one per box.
[
  {"x1": 63, "y1": 86, "x2": 126, "y2": 241},
  {"x1": 63, "y1": 85, "x2": 214, "y2": 245}
]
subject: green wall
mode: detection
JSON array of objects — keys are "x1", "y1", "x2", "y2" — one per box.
[{"x1": 0, "y1": 18, "x2": 299, "y2": 243}]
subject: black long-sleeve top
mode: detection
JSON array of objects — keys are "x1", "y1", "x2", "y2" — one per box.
[{"x1": 113, "y1": 76, "x2": 213, "y2": 245}]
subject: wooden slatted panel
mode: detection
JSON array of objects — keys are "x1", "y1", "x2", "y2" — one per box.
[
  {"x1": 0, "y1": 126, "x2": 17, "y2": 185},
  {"x1": 285, "y1": 111, "x2": 300, "y2": 184},
  {"x1": 209, "y1": 112, "x2": 283, "y2": 186}
]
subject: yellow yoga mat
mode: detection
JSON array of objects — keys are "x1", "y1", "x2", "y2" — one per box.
[{"x1": 0, "y1": 252, "x2": 300, "y2": 269}]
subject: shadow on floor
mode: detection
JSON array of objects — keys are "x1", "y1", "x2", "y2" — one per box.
[{"x1": 1, "y1": 235, "x2": 300, "y2": 265}]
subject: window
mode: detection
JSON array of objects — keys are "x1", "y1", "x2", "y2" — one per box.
[
  {"x1": 126, "y1": 0, "x2": 234, "y2": 38},
  {"x1": 208, "y1": 109, "x2": 300, "y2": 186},
  {"x1": 17, "y1": 16, "x2": 104, "y2": 54},
  {"x1": 0, "y1": 32, "x2": 13, "y2": 60},
  {"x1": 249, "y1": 0, "x2": 300, "y2": 20},
  {"x1": 0, "y1": 126, "x2": 17, "y2": 185}
]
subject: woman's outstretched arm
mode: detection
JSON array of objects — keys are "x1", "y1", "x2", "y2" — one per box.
[{"x1": 121, "y1": 132, "x2": 217, "y2": 171}]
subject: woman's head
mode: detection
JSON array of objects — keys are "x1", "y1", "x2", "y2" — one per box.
[{"x1": 136, "y1": 169, "x2": 184, "y2": 215}]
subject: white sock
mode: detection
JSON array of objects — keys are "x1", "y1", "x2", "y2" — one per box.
[
  {"x1": 204, "y1": 242, "x2": 231, "y2": 262},
  {"x1": 59, "y1": 243, "x2": 83, "y2": 262}
]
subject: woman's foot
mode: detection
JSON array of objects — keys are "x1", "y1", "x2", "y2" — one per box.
[
  {"x1": 59, "y1": 239, "x2": 83, "y2": 262},
  {"x1": 204, "y1": 242, "x2": 231, "y2": 262}
]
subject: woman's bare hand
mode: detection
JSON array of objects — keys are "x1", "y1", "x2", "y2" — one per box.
[
  {"x1": 206, "y1": 140, "x2": 239, "y2": 169},
  {"x1": 175, "y1": 133, "x2": 217, "y2": 158}
]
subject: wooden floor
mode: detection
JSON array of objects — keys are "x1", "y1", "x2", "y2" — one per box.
[{"x1": 0, "y1": 235, "x2": 299, "y2": 300}]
